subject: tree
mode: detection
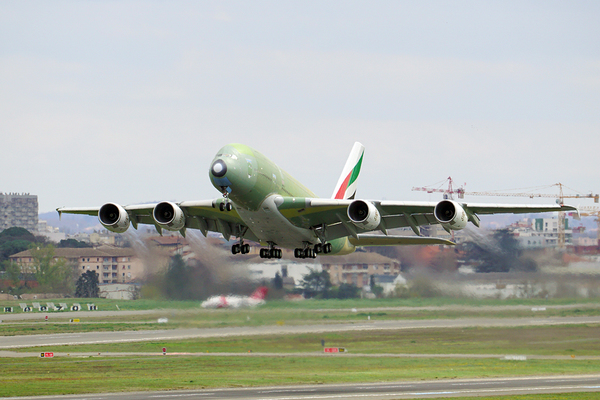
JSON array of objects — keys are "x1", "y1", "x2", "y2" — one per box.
[
  {"x1": 300, "y1": 268, "x2": 332, "y2": 298},
  {"x1": 75, "y1": 270, "x2": 99, "y2": 298},
  {"x1": 336, "y1": 283, "x2": 360, "y2": 299},
  {"x1": 0, "y1": 227, "x2": 37, "y2": 262},
  {"x1": 464, "y1": 229, "x2": 536, "y2": 273},
  {"x1": 58, "y1": 239, "x2": 91, "y2": 248},
  {"x1": 272, "y1": 272, "x2": 283, "y2": 290},
  {"x1": 164, "y1": 254, "x2": 193, "y2": 300},
  {"x1": 0, "y1": 260, "x2": 22, "y2": 293},
  {"x1": 29, "y1": 244, "x2": 75, "y2": 294}
]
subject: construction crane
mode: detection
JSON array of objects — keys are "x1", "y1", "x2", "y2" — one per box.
[
  {"x1": 413, "y1": 181, "x2": 598, "y2": 249},
  {"x1": 412, "y1": 177, "x2": 466, "y2": 200},
  {"x1": 463, "y1": 183, "x2": 598, "y2": 249}
]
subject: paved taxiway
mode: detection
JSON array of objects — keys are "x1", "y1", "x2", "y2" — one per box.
[
  {"x1": 3, "y1": 375, "x2": 600, "y2": 399},
  {"x1": 2, "y1": 315, "x2": 600, "y2": 349}
]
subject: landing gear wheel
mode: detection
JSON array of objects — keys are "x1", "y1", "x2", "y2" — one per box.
[
  {"x1": 242, "y1": 244, "x2": 250, "y2": 254},
  {"x1": 323, "y1": 243, "x2": 332, "y2": 254},
  {"x1": 314, "y1": 244, "x2": 323, "y2": 254},
  {"x1": 225, "y1": 202, "x2": 233, "y2": 212},
  {"x1": 219, "y1": 202, "x2": 226, "y2": 211},
  {"x1": 232, "y1": 244, "x2": 241, "y2": 255}
]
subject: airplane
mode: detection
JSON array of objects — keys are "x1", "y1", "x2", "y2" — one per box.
[
  {"x1": 201, "y1": 286, "x2": 268, "y2": 309},
  {"x1": 57, "y1": 142, "x2": 577, "y2": 259}
]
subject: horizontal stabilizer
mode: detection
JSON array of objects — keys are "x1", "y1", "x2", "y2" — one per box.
[{"x1": 349, "y1": 235, "x2": 455, "y2": 247}]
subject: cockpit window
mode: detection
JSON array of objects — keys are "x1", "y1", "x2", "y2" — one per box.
[{"x1": 221, "y1": 154, "x2": 238, "y2": 160}]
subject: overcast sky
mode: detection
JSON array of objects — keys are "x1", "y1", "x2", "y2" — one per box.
[{"x1": 1, "y1": 1, "x2": 599, "y2": 213}]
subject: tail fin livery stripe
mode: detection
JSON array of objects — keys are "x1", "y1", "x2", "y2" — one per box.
[
  {"x1": 334, "y1": 153, "x2": 363, "y2": 199},
  {"x1": 332, "y1": 142, "x2": 365, "y2": 200}
]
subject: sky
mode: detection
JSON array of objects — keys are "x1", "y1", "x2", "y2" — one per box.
[{"x1": 1, "y1": 1, "x2": 599, "y2": 214}]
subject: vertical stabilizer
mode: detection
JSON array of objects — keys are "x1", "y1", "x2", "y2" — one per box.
[
  {"x1": 250, "y1": 286, "x2": 268, "y2": 300},
  {"x1": 332, "y1": 142, "x2": 365, "y2": 200}
]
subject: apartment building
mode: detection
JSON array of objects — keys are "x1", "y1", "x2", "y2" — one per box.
[
  {"x1": 0, "y1": 193, "x2": 38, "y2": 231},
  {"x1": 321, "y1": 252, "x2": 401, "y2": 288},
  {"x1": 10, "y1": 246, "x2": 144, "y2": 284}
]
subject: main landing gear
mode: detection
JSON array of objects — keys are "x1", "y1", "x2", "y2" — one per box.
[
  {"x1": 294, "y1": 243, "x2": 333, "y2": 259},
  {"x1": 231, "y1": 242, "x2": 250, "y2": 255},
  {"x1": 260, "y1": 243, "x2": 282, "y2": 259}
]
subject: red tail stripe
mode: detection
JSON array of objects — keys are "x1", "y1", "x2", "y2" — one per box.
[{"x1": 334, "y1": 172, "x2": 352, "y2": 200}]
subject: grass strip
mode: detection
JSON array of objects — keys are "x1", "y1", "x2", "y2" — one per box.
[
  {"x1": 17, "y1": 324, "x2": 600, "y2": 357},
  {"x1": 3, "y1": 305, "x2": 600, "y2": 336},
  {"x1": 2, "y1": 355, "x2": 600, "y2": 397}
]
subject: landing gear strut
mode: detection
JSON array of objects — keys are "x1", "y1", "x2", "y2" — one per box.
[{"x1": 218, "y1": 188, "x2": 234, "y2": 212}]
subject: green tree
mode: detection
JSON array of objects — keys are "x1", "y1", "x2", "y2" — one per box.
[
  {"x1": 300, "y1": 268, "x2": 331, "y2": 298},
  {"x1": 75, "y1": 270, "x2": 99, "y2": 298},
  {"x1": 0, "y1": 227, "x2": 37, "y2": 262},
  {"x1": 465, "y1": 229, "x2": 536, "y2": 273},
  {"x1": 0, "y1": 260, "x2": 22, "y2": 293},
  {"x1": 29, "y1": 244, "x2": 75, "y2": 294},
  {"x1": 58, "y1": 239, "x2": 92, "y2": 248},
  {"x1": 336, "y1": 283, "x2": 360, "y2": 299},
  {"x1": 272, "y1": 272, "x2": 284, "y2": 290},
  {"x1": 164, "y1": 254, "x2": 192, "y2": 300}
]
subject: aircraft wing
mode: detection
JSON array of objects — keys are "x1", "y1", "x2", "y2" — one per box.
[
  {"x1": 57, "y1": 199, "x2": 254, "y2": 241},
  {"x1": 277, "y1": 197, "x2": 577, "y2": 241}
]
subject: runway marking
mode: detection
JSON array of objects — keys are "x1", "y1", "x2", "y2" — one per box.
[
  {"x1": 259, "y1": 389, "x2": 317, "y2": 393},
  {"x1": 451, "y1": 381, "x2": 507, "y2": 386},
  {"x1": 150, "y1": 393, "x2": 214, "y2": 398},
  {"x1": 355, "y1": 385, "x2": 414, "y2": 389}
]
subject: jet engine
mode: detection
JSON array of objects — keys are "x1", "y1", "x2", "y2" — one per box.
[
  {"x1": 153, "y1": 201, "x2": 186, "y2": 231},
  {"x1": 347, "y1": 200, "x2": 381, "y2": 231},
  {"x1": 98, "y1": 203, "x2": 130, "y2": 233},
  {"x1": 434, "y1": 200, "x2": 468, "y2": 231}
]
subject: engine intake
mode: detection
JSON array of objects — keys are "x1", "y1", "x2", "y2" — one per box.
[
  {"x1": 153, "y1": 201, "x2": 186, "y2": 231},
  {"x1": 347, "y1": 200, "x2": 381, "y2": 231},
  {"x1": 434, "y1": 200, "x2": 468, "y2": 231},
  {"x1": 98, "y1": 203, "x2": 130, "y2": 233}
]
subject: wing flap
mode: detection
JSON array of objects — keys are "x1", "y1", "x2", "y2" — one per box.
[{"x1": 349, "y1": 235, "x2": 455, "y2": 246}]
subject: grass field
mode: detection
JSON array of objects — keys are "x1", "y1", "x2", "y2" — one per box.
[
  {"x1": 3, "y1": 296, "x2": 600, "y2": 313},
  {"x1": 2, "y1": 355, "x2": 600, "y2": 397},
  {"x1": 2, "y1": 297, "x2": 600, "y2": 337},
  {"x1": 12, "y1": 324, "x2": 600, "y2": 356},
  {"x1": 3, "y1": 297, "x2": 600, "y2": 398}
]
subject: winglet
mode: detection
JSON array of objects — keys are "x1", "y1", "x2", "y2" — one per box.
[{"x1": 332, "y1": 142, "x2": 365, "y2": 200}]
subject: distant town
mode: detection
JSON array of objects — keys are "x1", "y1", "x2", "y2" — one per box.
[{"x1": 2, "y1": 192, "x2": 600, "y2": 303}]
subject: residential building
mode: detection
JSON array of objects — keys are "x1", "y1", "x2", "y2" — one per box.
[
  {"x1": 10, "y1": 246, "x2": 144, "y2": 284},
  {"x1": 321, "y1": 252, "x2": 401, "y2": 288},
  {"x1": 511, "y1": 217, "x2": 573, "y2": 248},
  {"x1": 0, "y1": 193, "x2": 38, "y2": 232}
]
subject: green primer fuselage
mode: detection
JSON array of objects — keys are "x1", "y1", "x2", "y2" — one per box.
[{"x1": 209, "y1": 144, "x2": 354, "y2": 254}]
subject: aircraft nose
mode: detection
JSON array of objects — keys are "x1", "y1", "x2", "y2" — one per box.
[{"x1": 211, "y1": 159, "x2": 227, "y2": 178}]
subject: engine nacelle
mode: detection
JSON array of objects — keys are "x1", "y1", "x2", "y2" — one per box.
[
  {"x1": 434, "y1": 200, "x2": 468, "y2": 231},
  {"x1": 153, "y1": 201, "x2": 186, "y2": 231},
  {"x1": 347, "y1": 200, "x2": 381, "y2": 231},
  {"x1": 98, "y1": 203, "x2": 130, "y2": 233}
]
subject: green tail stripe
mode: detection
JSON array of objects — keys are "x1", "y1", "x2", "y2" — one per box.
[{"x1": 348, "y1": 153, "x2": 363, "y2": 187}]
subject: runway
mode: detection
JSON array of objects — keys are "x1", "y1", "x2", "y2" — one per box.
[
  {"x1": 2, "y1": 315, "x2": 600, "y2": 350},
  {"x1": 3, "y1": 375, "x2": 600, "y2": 399}
]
